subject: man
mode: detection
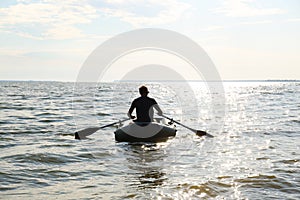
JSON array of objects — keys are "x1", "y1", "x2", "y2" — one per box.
[{"x1": 128, "y1": 86, "x2": 163, "y2": 122}]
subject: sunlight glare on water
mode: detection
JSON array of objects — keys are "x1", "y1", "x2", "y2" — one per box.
[{"x1": 0, "y1": 81, "x2": 299, "y2": 199}]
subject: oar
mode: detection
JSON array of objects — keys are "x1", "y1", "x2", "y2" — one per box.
[
  {"x1": 75, "y1": 118, "x2": 130, "y2": 140},
  {"x1": 162, "y1": 114, "x2": 213, "y2": 137}
]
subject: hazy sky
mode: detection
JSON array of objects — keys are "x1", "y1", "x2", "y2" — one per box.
[{"x1": 0, "y1": 0, "x2": 299, "y2": 81}]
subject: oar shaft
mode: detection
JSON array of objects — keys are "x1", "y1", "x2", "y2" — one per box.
[
  {"x1": 162, "y1": 115, "x2": 196, "y2": 132},
  {"x1": 75, "y1": 118, "x2": 130, "y2": 139},
  {"x1": 162, "y1": 114, "x2": 213, "y2": 137},
  {"x1": 99, "y1": 118, "x2": 130, "y2": 129}
]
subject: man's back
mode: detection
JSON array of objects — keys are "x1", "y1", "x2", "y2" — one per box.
[{"x1": 130, "y1": 96, "x2": 157, "y2": 122}]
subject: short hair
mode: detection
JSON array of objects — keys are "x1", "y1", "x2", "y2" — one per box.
[{"x1": 139, "y1": 86, "x2": 149, "y2": 95}]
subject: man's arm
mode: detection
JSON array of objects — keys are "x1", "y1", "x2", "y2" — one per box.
[
  {"x1": 153, "y1": 104, "x2": 163, "y2": 116},
  {"x1": 127, "y1": 101, "x2": 136, "y2": 119}
]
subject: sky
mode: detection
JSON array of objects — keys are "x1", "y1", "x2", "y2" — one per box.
[{"x1": 0, "y1": 0, "x2": 299, "y2": 81}]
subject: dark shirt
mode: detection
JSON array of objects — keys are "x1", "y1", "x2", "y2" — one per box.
[{"x1": 128, "y1": 96, "x2": 157, "y2": 122}]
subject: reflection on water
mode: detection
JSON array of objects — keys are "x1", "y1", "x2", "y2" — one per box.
[
  {"x1": 123, "y1": 143, "x2": 168, "y2": 191},
  {"x1": 138, "y1": 170, "x2": 166, "y2": 189}
]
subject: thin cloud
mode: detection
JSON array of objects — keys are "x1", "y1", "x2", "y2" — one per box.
[
  {"x1": 239, "y1": 20, "x2": 273, "y2": 25},
  {"x1": 0, "y1": 0, "x2": 97, "y2": 40},
  {"x1": 0, "y1": 0, "x2": 191, "y2": 40},
  {"x1": 0, "y1": 48, "x2": 28, "y2": 57},
  {"x1": 201, "y1": 25, "x2": 225, "y2": 32},
  {"x1": 100, "y1": 0, "x2": 191, "y2": 27},
  {"x1": 286, "y1": 18, "x2": 300, "y2": 22},
  {"x1": 213, "y1": 0, "x2": 285, "y2": 17}
]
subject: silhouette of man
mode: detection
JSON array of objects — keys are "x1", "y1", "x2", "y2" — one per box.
[{"x1": 128, "y1": 86, "x2": 163, "y2": 122}]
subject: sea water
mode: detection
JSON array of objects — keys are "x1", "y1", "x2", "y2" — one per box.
[{"x1": 0, "y1": 81, "x2": 299, "y2": 199}]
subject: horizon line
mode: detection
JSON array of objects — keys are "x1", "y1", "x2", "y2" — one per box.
[{"x1": 0, "y1": 79, "x2": 299, "y2": 83}]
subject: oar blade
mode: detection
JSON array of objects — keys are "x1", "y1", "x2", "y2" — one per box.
[
  {"x1": 196, "y1": 130, "x2": 214, "y2": 138},
  {"x1": 75, "y1": 127, "x2": 100, "y2": 140}
]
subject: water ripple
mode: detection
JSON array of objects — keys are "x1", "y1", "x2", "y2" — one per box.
[{"x1": 0, "y1": 81, "x2": 299, "y2": 199}]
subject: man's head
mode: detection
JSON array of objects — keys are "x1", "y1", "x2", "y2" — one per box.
[{"x1": 139, "y1": 86, "x2": 149, "y2": 96}]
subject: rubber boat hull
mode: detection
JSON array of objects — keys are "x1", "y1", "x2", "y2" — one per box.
[{"x1": 114, "y1": 122, "x2": 176, "y2": 143}]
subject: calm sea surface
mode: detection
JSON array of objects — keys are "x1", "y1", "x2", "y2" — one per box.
[{"x1": 0, "y1": 81, "x2": 299, "y2": 199}]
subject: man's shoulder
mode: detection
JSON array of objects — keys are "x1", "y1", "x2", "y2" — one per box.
[
  {"x1": 134, "y1": 96, "x2": 142, "y2": 101},
  {"x1": 146, "y1": 96, "x2": 155, "y2": 100},
  {"x1": 133, "y1": 96, "x2": 143, "y2": 103},
  {"x1": 134, "y1": 96, "x2": 157, "y2": 103},
  {"x1": 146, "y1": 97, "x2": 157, "y2": 103}
]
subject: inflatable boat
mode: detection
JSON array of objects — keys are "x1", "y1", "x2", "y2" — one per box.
[{"x1": 114, "y1": 118, "x2": 176, "y2": 143}]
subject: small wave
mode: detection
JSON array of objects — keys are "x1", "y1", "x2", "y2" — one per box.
[
  {"x1": 38, "y1": 97, "x2": 52, "y2": 100},
  {"x1": 72, "y1": 99, "x2": 88, "y2": 103},
  {"x1": 2, "y1": 106, "x2": 37, "y2": 111},
  {"x1": 18, "y1": 116, "x2": 36, "y2": 120},
  {"x1": 77, "y1": 153, "x2": 98, "y2": 159},
  {"x1": 0, "y1": 169, "x2": 67, "y2": 190},
  {"x1": 235, "y1": 174, "x2": 276, "y2": 183},
  {"x1": 0, "y1": 137, "x2": 15, "y2": 142},
  {"x1": 235, "y1": 174, "x2": 294, "y2": 190},
  {"x1": 45, "y1": 169, "x2": 83, "y2": 179},
  {"x1": 291, "y1": 119, "x2": 300, "y2": 124},
  {"x1": 35, "y1": 112, "x2": 59, "y2": 117},
  {"x1": 38, "y1": 119, "x2": 64, "y2": 123},
  {"x1": 6, "y1": 94, "x2": 26, "y2": 97},
  {"x1": 0, "y1": 106, "x2": 12, "y2": 109},
  {"x1": 0, "y1": 172, "x2": 21, "y2": 191},
  {"x1": 0, "y1": 130, "x2": 50, "y2": 135},
  {"x1": 39, "y1": 143, "x2": 75, "y2": 148},
  {"x1": 260, "y1": 92, "x2": 284, "y2": 95},
  {"x1": 176, "y1": 181, "x2": 233, "y2": 198},
  {"x1": 3, "y1": 153, "x2": 81, "y2": 164},
  {"x1": 0, "y1": 121, "x2": 13, "y2": 125},
  {"x1": 275, "y1": 159, "x2": 299, "y2": 164},
  {"x1": 256, "y1": 157, "x2": 270, "y2": 160},
  {"x1": 97, "y1": 89, "x2": 113, "y2": 92},
  {"x1": 0, "y1": 143, "x2": 17, "y2": 148},
  {"x1": 3, "y1": 85, "x2": 19, "y2": 88},
  {"x1": 96, "y1": 112, "x2": 111, "y2": 116},
  {"x1": 274, "y1": 169, "x2": 298, "y2": 174},
  {"x1": 57, "y1": 133, "x2": 75, "y2": 137},
  {"x1": 0, "y1": 186, "x2": 18, "y2": 191},
  {"x1": 80, "y1": 185, "x2": 98, "y2": 189},
  {"x1": 217, "y1": 175, "x2": 233, "y2": 179}
]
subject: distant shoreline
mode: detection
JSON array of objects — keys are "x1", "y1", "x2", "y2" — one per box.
[{"x1": 0, "y1": 79, "x2": 299, "y2": 83}]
